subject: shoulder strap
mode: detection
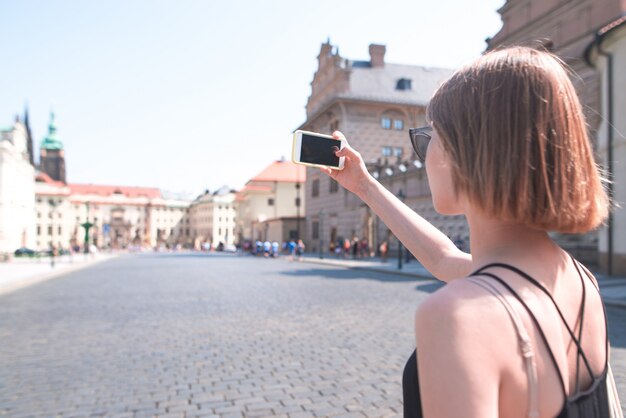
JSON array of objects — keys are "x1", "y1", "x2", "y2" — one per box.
[
  {"x1": 474, "y1": 261, "x2": 596, "y2": 381},
  {"x1": 575, "y1": 260, "x2": 610, "y2": 371},
  {"x1": 473, "y1": 271, "x2": 569, "y2": 397},
  {"x1": 468, "y1": 276, "x2": 540, "y2": 418}
]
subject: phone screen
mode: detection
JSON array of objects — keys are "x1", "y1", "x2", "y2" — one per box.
[{"x1": 300, "y1": 134, "x2": 340, "y2": 167}]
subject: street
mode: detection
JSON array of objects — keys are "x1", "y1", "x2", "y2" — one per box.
[{"x1": 1, "y1": 253, "x2": 625, "y2": 417}]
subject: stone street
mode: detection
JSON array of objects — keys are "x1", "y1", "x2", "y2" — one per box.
[{"x1": 1, "y1": 253, "x2": 625, "y2": 417}]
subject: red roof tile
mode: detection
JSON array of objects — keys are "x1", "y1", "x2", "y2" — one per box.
[
  {"x1": 35, "y1": 172, "x2": 66, "y2": 188},
  {"x1": 68, "y1": 183, "x2": 162, "y2": 199},
  {"x1": 249, "y1": 160, "x2": 306, "y2": 183}
]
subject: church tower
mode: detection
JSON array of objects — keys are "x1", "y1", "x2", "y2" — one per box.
[
  {"x1": 39, "y1": 110, "x2": 66, "y2": 183},
  {"x1": 24, "y1": 105, "x2": 34, "y2": 166}
]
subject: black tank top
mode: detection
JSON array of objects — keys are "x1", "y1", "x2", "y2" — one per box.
[{"x1": 402, "y1": 257, "x2": 611, "y2": 418}]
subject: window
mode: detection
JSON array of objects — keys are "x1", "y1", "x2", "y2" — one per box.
[
  {"x1": 394, "y1": 147, "x2": 403, "y2": 157},
  {"x1": 329, "y1": 178, "x2": 339, "y2": 193},
  {"x1": 37, "y1": 212, "x2": 41, "y2": 218},
  {"x1": 396, "y1": 78, "x2": 412, "y2": 90},
  {"x1": 382, "y1": 146, "x2": 392, "y2": 156},
  {"x1": 381, "y1": 117, "x2": 391, "y2": 129},
  {"x1": 37, "y1": 225, "x2": 41, "y2": 236},
  {"x1": 219, "y1": 228, "x2": 222, "y2": 235},
  {"x1": 58, "y1": 226, "x2": 62, "y2": 235},
  {"x1": 48, "y1": 226, "x2": 52, "y2": 235},
  {"x1": 268, "y1": 198, "x2": 275, "y2": 206},
  {"x1": 394, "y1": 119, "x2": 404, "y2": 130},
  {"x1": 295, "y1": 197, "x2": 301, "y2": 207},
  {"x1": 312, "y1": 221, "x2": 320, "y2": 239},
  {"x1": 312, "y1": 179, "x2": 320, "y2": 197}
]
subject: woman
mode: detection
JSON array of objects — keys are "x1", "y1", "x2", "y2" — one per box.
[{"x1": 321, "y1": 47, "x2": 613, "y2": 417}]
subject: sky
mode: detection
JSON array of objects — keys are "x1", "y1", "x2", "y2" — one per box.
[{"x1": 0, "y1": 0, "x2": 505, "y2": 199}]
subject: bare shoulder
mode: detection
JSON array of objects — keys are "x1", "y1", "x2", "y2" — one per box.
[
  {"x1": 415, "y1": 277, "x2": 517, "y2": 356},
  {"x1": 416, "y1": 277, "x2": 502, "y2": 323},
  {"x1": 414, "y1": 277, "x2": 510, "y2": 416}
]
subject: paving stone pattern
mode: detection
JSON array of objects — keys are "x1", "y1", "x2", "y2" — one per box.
[{"x1": 0, "y1": 253, "x2": 625, "y2": 417}]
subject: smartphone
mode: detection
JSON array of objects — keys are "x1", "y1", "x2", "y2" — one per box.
[{"x1": 292, "y1": 130, "x2": 345, "y2": 170}]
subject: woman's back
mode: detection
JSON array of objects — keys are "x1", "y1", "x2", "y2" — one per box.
[{"x1": 407, "y1": 251, "x2": 608, "y2": 418}]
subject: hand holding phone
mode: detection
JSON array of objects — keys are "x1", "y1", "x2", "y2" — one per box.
[{"x1": 292, "y1": 130, "x2": 345, "y2": 170}]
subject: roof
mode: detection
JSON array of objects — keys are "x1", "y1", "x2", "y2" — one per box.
[
  {"x1": 242, "y1": 184, "x2": 273, "y2": 192},
  {"x1": 68, "y1": 183, "x2": 162, "y2": 199},
  {"x1": 249, "y1": 159, "x2": 306, "y2": 183},
  {"x1": 584, "y1": 13, "x2": 626, "y2": 64},
  {"x1": 345, "y1": 63, "x2": 453, "y2": 106},
  {"x1": 35, "y1": 171, "x2": 66, "y2": 188}
]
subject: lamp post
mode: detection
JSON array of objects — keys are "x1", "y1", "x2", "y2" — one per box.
[
  {"x1": 397, "y1": 189, "x2": 406, "y2": 270},
  {"x1": 318, "y1": 209, "x2": 325, "y2": 259},
  {"x1": 81, "y1": 202, "x2": 94, "y2": 254},
  {"x1": 295, "y1": 183, "x2": 301, "y2": 240},
  {"x1": 48, "y1": 199, "x2": 58, "y2": 267}
]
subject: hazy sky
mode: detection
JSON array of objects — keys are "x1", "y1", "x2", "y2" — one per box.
[{"x1": 1, "y1": 0, "x2": 504, "y2": 198}]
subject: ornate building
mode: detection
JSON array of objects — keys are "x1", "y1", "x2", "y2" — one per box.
[
  {"x1": 34, "y1": 175, "x2": 191, "y2": 251},
  {"x1": 298, "y1": 41, "x2": 453, "y2": 254},
  {"x1": 0, "y1": 117, "x2": 36, "y2": 254},
  {"x1": 39, "y1": 111, "x2": 66, "y2": 184},
  {"x1": 235, "y1": 159, "x2": 306, "y2": 245},
  {"x1": 188, "y1": 186, "x2": 237, "y2": 250}
]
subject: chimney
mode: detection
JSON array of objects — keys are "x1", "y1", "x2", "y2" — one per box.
[{"x1": 369, "y1": 44, "x2": 386, "y2": 67}]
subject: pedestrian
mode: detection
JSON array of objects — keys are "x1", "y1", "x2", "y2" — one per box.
[
  {"x1": 351, "y1": 237, "x2": 359, "y2": 259},
  {"x1": 379, "y1": 241, "x2": 388, "y2": 263},
  {"x1": 360, "y1": 238, "x2": 369, "y2": 258},
  {"x1": 296, "y1": 239, "x2": 305, "y2": 261},
  {"x1": 288, "y1": 239, "x2": 297, "y2": 260},
  {"x1": 343, "y1": 238, "x2": 351, "y2": 259},
  {"x1": 321, "y1": 46, "x2": 618, "y2": 417},
  {"x1": 271, "y1": 241, "x2": 279, "y2": 258},
  {"x1": 49, "y1": 242, "x2": 56, "y2": 268}
]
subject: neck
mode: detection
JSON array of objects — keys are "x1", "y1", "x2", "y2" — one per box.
[{"x1": 466, "y1": 212, "x2": 564, "y2": 271}]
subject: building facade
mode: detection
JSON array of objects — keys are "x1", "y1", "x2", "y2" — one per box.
[
  {"x1": 299, "y1": 42, "x2": 454, "y2": 254},
  {"x1": 0, "y1": 119, "x2": 36, "y2": 254},
  {"x1": 488, "y1": 0, "x2": 626, "y2": 271},
  {"x1": 188, "y1": 186, "x2": 237, "y2": 250},
  {"x1": 39, "y1": 111, "x2": 66, "y2": 184},
  {"x1": 34, "y1": 175, "x2": 191, "y2": 251},
  {"x1": 586, "y1": 15, "x2": 626, "y2": 274},
  {"x1": 235, "y1": 159, "x2": 306, "y2": 245}
]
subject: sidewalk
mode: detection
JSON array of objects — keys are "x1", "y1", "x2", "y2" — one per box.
[
  {"x1": 0, "y1": 253, "x2": 118, "y2": 296},
  {"x1": 300, "y1": 254, "x2": 626, "y2": 309}
]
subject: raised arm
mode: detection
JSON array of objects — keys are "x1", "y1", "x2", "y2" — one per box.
[{"x1": 322, "y1": 131, "x2": 472, "y2": 282}]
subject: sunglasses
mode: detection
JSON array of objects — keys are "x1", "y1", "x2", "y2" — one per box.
[{"x1": 408, "y1": 126, "x2": 432, "y2": 164}]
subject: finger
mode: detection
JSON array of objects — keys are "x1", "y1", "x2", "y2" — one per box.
[
  {"x1": 335, "y1": 144, "x2": 358, "y2": 158},
  {"x1": 319, "y1": 166, "x2": 335, "y2": 177},
  {"x1": 332, "y1": 130, "x2": 351, "y2": 151}
]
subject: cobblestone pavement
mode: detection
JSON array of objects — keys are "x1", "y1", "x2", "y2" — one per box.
[{"x1": 0, "y1": 253, "x2": 624, "y2": 417}]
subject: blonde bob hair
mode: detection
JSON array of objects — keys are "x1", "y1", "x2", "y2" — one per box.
[{"x1": 427, "y1": 46, "x2": 609, "y2": 234}]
